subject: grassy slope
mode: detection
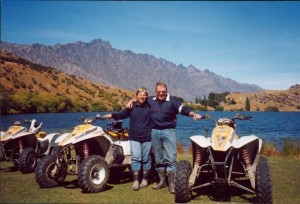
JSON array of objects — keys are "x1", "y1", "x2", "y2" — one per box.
[
  {"x1": 2, "y1": 51, "x2": 300, "y2": 113},
  {"x1": 222, "y1": 87, "x2": 300, "y2": 112},
  {"x1": 0, "y1": 155, "x2": 299, "y2": 203},
  {"x1": 1, "y1": 51, "x2": 135, "y2": 112}
]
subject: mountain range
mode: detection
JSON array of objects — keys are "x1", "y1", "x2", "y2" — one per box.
[
  {"x1": 1, "y1": 51, "x2": 299, "y2": 113},
  {"x1": 1, "y1": 39, "x2": 263, "y2": 101}
]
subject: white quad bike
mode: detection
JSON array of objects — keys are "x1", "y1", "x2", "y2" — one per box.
[
  {"x1": 35, "y1": 114, "x2": 131, "y2": 193},
  {"x1": 1, "y1": 119, "x2": 68, "y2": 174},
  {"x1": 175, "y1": 114, "x2": 273, "y2": 203}
]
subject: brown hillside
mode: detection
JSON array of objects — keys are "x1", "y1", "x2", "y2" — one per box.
[
  {"x1": 223, "y1": 85, "x2": 300, "y2": 112},
  {"x1": 0, "y1": 52, "x2": 135, "y2": 113},
  {"x1": 1, "y1": 51, "x2": 299, "y2": 113}
]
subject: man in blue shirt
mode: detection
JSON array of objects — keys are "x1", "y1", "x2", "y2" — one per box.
[{"x1": 149, "y1": 81, "x2": 201, "y2": 194}]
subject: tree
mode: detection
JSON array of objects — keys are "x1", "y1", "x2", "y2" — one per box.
[
  {"x1": 0, "y1": 89, "x2": 11, "y2": 115},
  {"x1": 215, "y1": 105, "x2": 224, "y2": 111},
  {"x1": 200, "y1": 95, "x2": 207, "y2": 106},
  {"x1": 172, "y1": 96, "x2": 184, "y2": 103},
  {"x1": 245, "y1": 97, "x2": 251, "y2": 111},
  {"x1": 208, "y1": 92, "x2": 218, "y2": 108},
  {"x1": 264, "y1": 106, "x2": 279, "y2": 112}
]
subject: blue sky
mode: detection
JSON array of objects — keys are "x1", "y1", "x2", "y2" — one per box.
[{"x1": 2, "y1": 1, "x2": 300, "y2": 90}]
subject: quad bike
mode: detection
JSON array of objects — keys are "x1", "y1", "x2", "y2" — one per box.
[
  {"x1": 174, "y1": 114, "x2": 273, "y2": 203},
  {"x1": 35, "y1": 114, "x2": 131, "y2": 193},
  {"x1": 1, "y1": 120, "x2": 29, "y2": 164},
  {"x1": 1, "y1": 119, "x2": 68, "y2": 174}
]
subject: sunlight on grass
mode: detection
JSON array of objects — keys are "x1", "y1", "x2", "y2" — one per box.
[
  {"x1": 0, "y1": 139, "x2": 299, "y2": 203},
  {"x1": 1, "y1": 157, "x2": 299, "y2": 203}
]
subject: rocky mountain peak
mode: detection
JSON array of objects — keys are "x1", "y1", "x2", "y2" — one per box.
[{"x1": 1, "y1": 39, "x2": 263, "y2": 101}]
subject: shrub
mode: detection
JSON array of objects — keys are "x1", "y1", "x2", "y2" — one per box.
[
  {"x1": 112, "y1": 103, "x2": 122, "y2": 111},
  {"x1": 264, "y1": 106, "x2": 279, "y2": 112},
  {"x1": 215, "y1": 105, "x2": 224, "y2": 111},
  {"x1": 177, "y1": 143, "x2": 184, "y2": 154},
  {"x1": 261, "y1": 142, "x2": 281, "y2": 156},
  {"x1": 282, "y1": 138, "x2": 300, "y2": 156},
  {"x1": 91, "y1": 102, "x2": 107, "y2": 112}
]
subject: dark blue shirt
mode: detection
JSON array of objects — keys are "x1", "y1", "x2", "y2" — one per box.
[
  {"x1": 148, "y1": 94, "x2": 191, "y2": 129},
  {"x1": 111, "y1": 101, "x2": 151, "y2": 142}
]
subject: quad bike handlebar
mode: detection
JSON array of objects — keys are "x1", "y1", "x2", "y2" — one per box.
[
  {"x1": 79, "y1": 114, "x2": 120, "y2": 125},
  {"x1": 202, "y1": 114, "x2": 252, "y2": 126},
  {"x1": 233, "y1": 114, "x2": 252, "y2": 120},
  {"x1": 79, "y1": 115, "x2": 104, "y2": 124}
]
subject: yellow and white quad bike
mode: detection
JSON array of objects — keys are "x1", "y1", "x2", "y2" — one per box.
[
  {"x1": 1, "y1": 119, "x2": 67, "y2": 174},
  {"x1": 174, "y1": 114, "x2": 273, "y2": 203},
  {"x1": 35, "y1": 114, "x2": 131, "y2": 193},
  {"x1": 1, "y1": 120, "x2": 29, "y2": 166}
]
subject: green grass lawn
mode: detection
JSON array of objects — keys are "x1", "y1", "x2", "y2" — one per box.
[{"x1": 0, "y1": 155, "x2": 299, "y2": 203}]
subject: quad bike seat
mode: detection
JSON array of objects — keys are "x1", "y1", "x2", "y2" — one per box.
[
  {"x1": 104, "y1": 129, "x2": 129, "y2": 140},
  {"x1": 105, "y1": 120, "x2": 129, "y2": 140},
  {"x1": 35, "y1": 131, "x2": 47, "y2": 138}
]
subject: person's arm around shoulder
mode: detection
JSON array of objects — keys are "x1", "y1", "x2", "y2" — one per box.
[
  {"x1": 126, "y1": 99, "x2": 137, "y2": 109},
  {"x1": 126, "y1": 96, "x2": 151, "y2": 109}
]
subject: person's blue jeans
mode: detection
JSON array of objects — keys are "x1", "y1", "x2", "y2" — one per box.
[
  {"x1": 151, "y1": 128, "x2": 177, "y2": 173},
  {"x1": 130, "y1": 140, "x2": 152, "y2": 171}
]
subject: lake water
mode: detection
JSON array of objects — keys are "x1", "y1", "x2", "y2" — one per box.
[{"x1": 1, "y1": 111, "x2": 299, "y2": 150}]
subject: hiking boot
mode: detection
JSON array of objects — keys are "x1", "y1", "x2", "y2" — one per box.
[
  {"x1": 152, "y1": 169, "x2": 167, "y2": 189},
  {"x1": 167, "y1": 171, "x2": 175, "y2": 194},
  {"x1": 140, "y1": 170, "x2": 149, "y2": 188},
  {"x1": 132, "y1": 171, "x2": 140, "y2": 191}
]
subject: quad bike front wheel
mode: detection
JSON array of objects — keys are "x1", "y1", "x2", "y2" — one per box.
[
  {"x1": 175, "y1": 160, "x2": 192, "y2": 203},
  {"x1": 78, "y1": 155, "x2": 109, "y2": 193},
  {"x1": 256, "y1": 155, "x2": 273, "y2": 203},
  {"x1": 19, "y1": 147, "x2": 38, "y2": 174},
  {"x1": 35, "y1": 154, "x2": 67, "y2": 188},
  {"x1": 13, "y1": 158, "x2": 20, "y2": 169}
]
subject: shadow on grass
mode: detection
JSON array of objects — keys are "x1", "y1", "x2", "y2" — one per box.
[
  {"x1": 61, "y1": 171, "x2": 133, "y2": 192},
  {"x1": 109, "y1": 170, "x2": 132, "y2": 184},
  {"x1": 0, "y1": 164, "x2": 19, "y2": 172},
  {"x1": 63, "y1": 179, "x2": 80, "y2": 189},
  {"x1": 191, "y1": 184, "x2": 257, "y2": 203},
  {"x1": 62, "y1": 179, "x2": 115, "y2": 192},
  {"x1": 108, "y1": 169, "x2": 159, "y2": 185}
]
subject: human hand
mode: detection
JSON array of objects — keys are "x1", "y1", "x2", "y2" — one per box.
[
  {"x1": 193, "y1": 113, "x2": 201, "y2": 121},
  {"x1": 102, "y1": 114, "x2": 112, "y2": 119},
  {"x1": 126, "y1": 99, "x2": 136, "y2": 109}
]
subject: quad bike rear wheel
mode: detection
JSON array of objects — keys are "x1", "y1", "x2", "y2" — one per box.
[
  {"x1": 256, "y1": 155, "x2": 273, "y2": 203},
  {"x1": 175, "y1": 160, "x2": 192, "y2": 203},
  {"x1": 19, "y1": 147, "x2": 37, "y2": 174},
  {"x1": 78, "y1": 155, "x2": 109, "y2": 193},
  {"x1": 35, "y1": 154, "x2": 67, "y2": 188}
]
